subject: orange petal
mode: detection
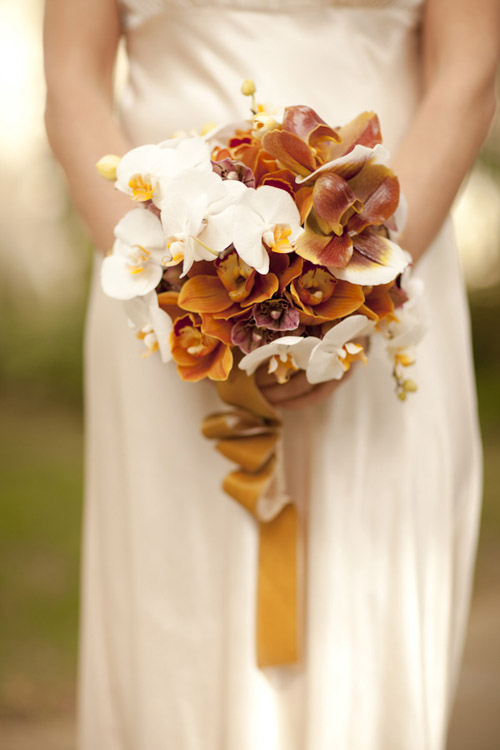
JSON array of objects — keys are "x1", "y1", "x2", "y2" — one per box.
[
  {"x1": 312, "y1": 173, "x2": 363, "y2": 235},
  {"x1": 347, "y1": 165, "x2": 400, "y2": 234},
  {"x1": 187, "y1": 260, "x2": 218, "y2": 277},
  {"x1": 282, "y1": 105, "x2": 340, "y2": 147},
  {"x1": 177, "y1": 341, "x2": 232, "y2": 381},
  {"x1": 241, "y1": 272, "x2": 279, "y2": 307},
  {"x1": 213, "y1": 303, "x2": 246, "y2": 320},
  {"x1": 326, "y1": 111, "x2": 382, "y2": 162},
  {"x1": 288, "y1": 283, "x2": 309, "y2": 315},
  {"x1": 178, "y1": 275, "x2": 233, "y2": 313},
  {"x1": 253, "y1": 150, "x2": 280, "y2": 185},
  {"x1": 216, "y1": 250, "x2": 255, "y2": 302},
  {"x1": 157, "y1": 291, "x2": 185, "y2": 321},
  {"x1": 362, "y1": 282, "x2": 395, "y2": 321},
  {"x1": 314, "y1": 279, "x2": 365, "y2": 319},
  {"x1": 295, "y1": 186, "x2": 314, "y2": 224},
  {"x1": 261, "y1": 168, "x2": 297, "y2": 195},
  {"x1": 200, "y1": 313, "x2": 233, "y2": 345},
  {"x1": 207, "y1": 344, "x2": 233, "y2": 381},
  {"x1": 295, "y1": 230, "x2": 353, "y2": 269},
  {"x1": 278, "y1": 254, "x2": 303, "y2": 293},
  {"x1": 262, "y1": 130, "x2": 316, "y2": 176}
]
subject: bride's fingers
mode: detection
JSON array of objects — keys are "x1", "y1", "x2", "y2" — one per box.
[
  {"x1": 279, "y1": 378, "x2": 341, "y2": 410},
  {"x1": 260, "y1": 371, "x2": 313, "y2": 404},
  {"x1": 255, "y1": 365, "x2": 281, "y2": 388}
]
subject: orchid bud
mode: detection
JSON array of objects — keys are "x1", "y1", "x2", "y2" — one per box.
[
  {"x1": 96, "y1": 154, "x2": 121, "y2": 181},
  {"x1": 403, "y1": 379, "x2": 418, "y2": 393},
  {"x1": 241, "y1": 79, "x2": 256, "y2": 97}
]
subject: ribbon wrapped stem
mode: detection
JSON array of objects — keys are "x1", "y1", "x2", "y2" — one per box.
[{"x1": 202, "y1": 359, "x2": 300, "y2": 667}]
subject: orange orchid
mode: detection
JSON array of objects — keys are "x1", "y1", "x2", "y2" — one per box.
[
  {"x1": 261, "y1": 105, "x2": 341, "y2": 177},
  {"x1": 170, "y1": 313, "x2": 233, "y2": 381},
  {"x1": 288, "y1": 260, "x2": 365, "y2": 325},
  {"x1": 258, "y1": 109, "x2": 406, "y2": 284},
  {"x1": 177, "y1": 249, "x2": 278, "y2": 318}
]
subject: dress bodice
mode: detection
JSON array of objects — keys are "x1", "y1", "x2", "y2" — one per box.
[
  {"x1": 118, "y1": 0, "x2": 425, "y2": 155},
  {"x1": 120, "y1": 0, "x2": 424, "y2": 28}
]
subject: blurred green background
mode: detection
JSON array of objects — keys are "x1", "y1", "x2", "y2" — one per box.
[{"x1": 0, "y1": 1, "x2": 499, "y2": 747}]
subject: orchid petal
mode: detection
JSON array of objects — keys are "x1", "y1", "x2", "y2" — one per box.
[
  {"x1": 306, "y1": 315, "x2": 374, "y2": 383},
  {"x1": 101, "y1": 253, "x2": 163, "y2": 300},
  {"x1": 178, "y1": 275, "x2": 233, "y2": 313},
  {"x1": 238, "y1": 335, "x2": 318, "y2": 376},
  {"x1": 296, "y1": 143, "x2": 390, "y2": 185},
  {"x1": 262, "y1": 129, "x2": 316, "y2": 176},
  {"x1": 346, "y1": 163, "x2": 400, "y2": 234},
  {"x1": 312, "y1": 173, "x2": 362, "y2": 234},
  {"x1": 114, "y1": 207, "x2": 165, "y2": 251},
  {"x1": 282, "y1": 105, "x2": 341, "y2": 146},
  {"x1": 295, "y1": 230, "x2": 353, "y2": 269},
  {"x1": 325, "y1": 111, "x2": 382, "y2": 161},
  {"x1": 331, "y1": 231, "x2": 410, "y2": 284}
]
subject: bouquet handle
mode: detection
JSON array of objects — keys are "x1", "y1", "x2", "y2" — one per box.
[{"x1": 202, "y1": 362, "x2": 299, "y2": 668}]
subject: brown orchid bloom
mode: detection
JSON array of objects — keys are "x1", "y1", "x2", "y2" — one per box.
[
  {"x1": 177, "y1": 248, "x2": 278, "y2": 319},
  {"x1": 170, "y1": 313, "x2": 233, "y2": 381},
  {"x1": 262, "y1": 108, "x2": 406, "y2": 284},
  {"x1": 261, "y1": 106, "x2": 341, "y2": 177},
  {"x1": 287, "y1": 260, "x2": 365, "y2": 326}
]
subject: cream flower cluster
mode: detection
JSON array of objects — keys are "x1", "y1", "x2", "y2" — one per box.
[
  {"x1": 101, "y1": 135, "x2": 303, "y2": 298},
  {"x1": 238, "y1": 314, "x2": 374, "y2": 383}
]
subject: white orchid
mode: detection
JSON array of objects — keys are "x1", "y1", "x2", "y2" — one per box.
[
  {"x1": 384, "y1": 276, "x2": 427, "y2": 368},
  {"x1": 157, "y1": 135, "x2": 212, "y2": 172},
  {"x1": 239, "y1": 335, "x2": 318, "y2": 381},
  {"x1": 232, "y1": 185, "x2": 303, "y2": 274},
  {"x1": 295, "y1": 142, "x2": 391, "y2": 185},
  {"x1": 305, "y1": 315, "x2": 374, "y2": 384},
  {"x1": 160, "y1": 169, "x2": 247, "y2": 275},
  {"x1": 125, "y1": 291, "x2": 173, "y2": 363},
  {"x1": 101, "y1": 207, "x2": 166, "y2": 300},
  {"x1": 115, "y1": 137, "x2": 212, "y2": 205},
  {"x1": 239, "y1": 315, "x2": 374, "y2": 385}
]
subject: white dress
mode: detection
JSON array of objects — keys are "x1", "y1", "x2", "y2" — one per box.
[{"x1": 79, "y1": 1, "x2": 483, "y2": 748}]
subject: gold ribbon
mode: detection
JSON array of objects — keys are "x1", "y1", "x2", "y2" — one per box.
[{"x1": 202, "y1": 361, "x2": 299, "y2": 668}]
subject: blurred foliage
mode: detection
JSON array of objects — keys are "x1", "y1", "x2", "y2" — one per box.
[
  {"x1": 0, "y1": 396, "x2": 82, "y2": 719},
  {"x1": 0, "y1": 224, "x2": 91, "y2": 408}
]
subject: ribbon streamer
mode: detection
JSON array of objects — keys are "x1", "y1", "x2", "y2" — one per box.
[{"x1": 202, "y1": 361, "x2": 299, "y2": 668}]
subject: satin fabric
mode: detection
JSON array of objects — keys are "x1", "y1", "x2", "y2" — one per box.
[{"x1": 79, "y1": 2, "x2": 483, "y2": 748}]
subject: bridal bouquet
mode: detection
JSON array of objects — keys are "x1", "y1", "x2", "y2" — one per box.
[{"x1": 97, "y1": 83, "x2": 425, "y2": 667}]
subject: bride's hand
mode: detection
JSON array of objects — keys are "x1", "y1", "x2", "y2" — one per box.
[
  {"x1": 255, "y1": 365, "x2": 347, "y2": 411},
  {"x1": 254, "y1": 334, "x2": 368, "y2": 410}
]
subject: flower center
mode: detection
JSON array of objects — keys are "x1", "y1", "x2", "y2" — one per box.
[
  {"x1": 129, "y1": 174, "x2": 154, "y2": 201},
  {"x1": 298, "y1": 267, "x2": 336, "y2": 306},
  {"x1": 179, "y1": 325, "x2": 217, "y2": 358},
  {"x1": 127, "y1": 245, "x2": 150, "y2": 275},
  {"x1": 264, "y1": 223, "x2": 293, "y2": 254},
  {"x1": 216, "y1": 250, "x2": 255, "y2": 302},
  {"x1": 136, "y1": 325, "x2": 160, "y2": 357}
]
